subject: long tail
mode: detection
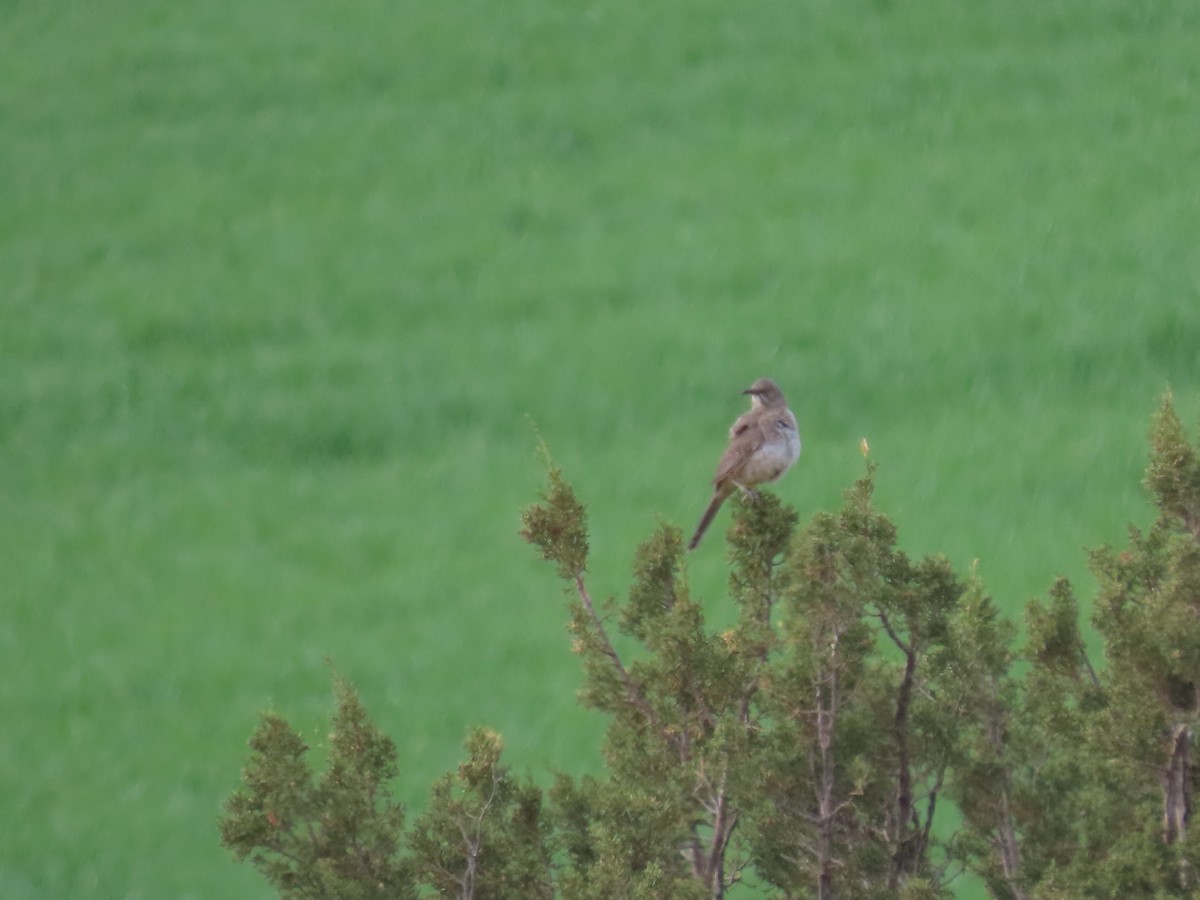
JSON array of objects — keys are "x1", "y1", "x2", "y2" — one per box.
[{"x1": 688, "y1": 490, "x2": 729, "y2": 551}]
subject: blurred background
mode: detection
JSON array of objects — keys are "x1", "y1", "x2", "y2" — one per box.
[{"x1": 2, "y1": 0, "x2": 1198, "y2": 896}]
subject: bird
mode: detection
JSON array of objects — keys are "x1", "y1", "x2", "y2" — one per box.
[{"x1": 687, "y1": 378, "x2": 801, "y2": 551}]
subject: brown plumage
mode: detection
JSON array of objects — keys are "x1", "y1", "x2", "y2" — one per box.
[{"x1": 687, "y1": 378, "x2": 801, "y2": 551}]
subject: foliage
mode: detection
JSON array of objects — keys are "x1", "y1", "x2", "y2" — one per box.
[
  {"x1": 219, "y1": 676, "x2": 413, "y2": 899},
  {"x1": 408, "y1": 729, "x2": 554, "y2": 899},
  {"x1": 953, "y1": 394, "x2": 1200, "y2": 899},
  {"x1": 220, "y1": 396, "x2": 1200, "y2": 898}
]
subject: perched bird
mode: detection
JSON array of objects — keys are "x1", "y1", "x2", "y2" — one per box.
[{"x1": 687, "y1": 378, "x2": 801, "y2": 551}]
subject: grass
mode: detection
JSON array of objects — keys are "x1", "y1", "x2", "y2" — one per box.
[{"x1": 2, "y1": 0, "x2": 1199, "y2": 896}]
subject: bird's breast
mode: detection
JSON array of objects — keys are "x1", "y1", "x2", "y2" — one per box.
[
  {"x1": 784, "y1": 425, "x2": 801, "y2": 465},
  {"x1": 741, "y1": 425, "x2": 800, "y2": 485}
]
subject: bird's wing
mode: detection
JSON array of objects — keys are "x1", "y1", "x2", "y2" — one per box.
[
  {"x1": 714, "y1": 422, "x2": 765, "y2": 486},
  {"x1": 728, "y1": 410, "x2": 756, "y2": 439}
]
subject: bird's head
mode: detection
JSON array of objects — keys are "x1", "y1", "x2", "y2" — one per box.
[{"x1": 744, "y1": 378, "x2": 785, "y2": 408}]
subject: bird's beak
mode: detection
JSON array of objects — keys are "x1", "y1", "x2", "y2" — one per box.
[{"x1": 742, "y1": 388, "x2": 757, "y2": 396}]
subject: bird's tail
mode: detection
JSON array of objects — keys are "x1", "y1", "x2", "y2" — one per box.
[{"x1": 688, "y1": 490, "x2": 729, "y2": 551}]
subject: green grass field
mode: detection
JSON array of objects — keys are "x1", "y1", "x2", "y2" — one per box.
[{"x1": 3, "y1": 0, "x2": 1199, "y2": 896}]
